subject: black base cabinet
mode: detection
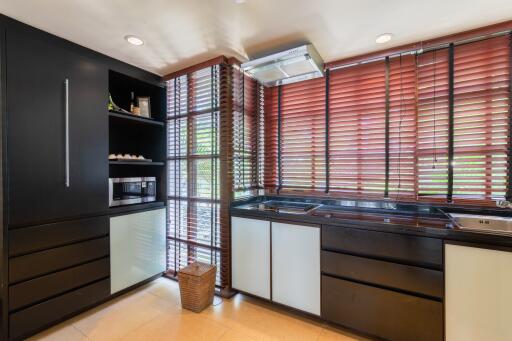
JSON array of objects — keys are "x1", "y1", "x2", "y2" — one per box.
[
  {"x1": 9, "y1": 279, "x2": 110, "y2": 340},
  {"x1": 321, "y1": 225, "x2": 444, "y2": 341},
  {"x1": 6, "y1": 216, "x2": 110, "y2": 340},
  {"x1": 322, "y1": 275, "x2": 443, "y2": 341}
]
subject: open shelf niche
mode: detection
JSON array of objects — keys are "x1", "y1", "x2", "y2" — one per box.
[{"x1": 108, "y1": 70, "x2": 167, "y2": 208}]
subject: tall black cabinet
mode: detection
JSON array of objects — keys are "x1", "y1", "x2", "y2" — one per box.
[
  {"x1": 6, "y1": 21, "x2": 108, "y2": 227},
  {"x1": 0, "y1": 15, "x2": 166, "y2": 341}
]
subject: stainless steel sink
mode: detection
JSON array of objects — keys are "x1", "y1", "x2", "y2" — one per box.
[
  {"x1": 449, "y1": 213, "x2": 512, "y2": 235},
  {"x1": 242, "y1": 200, "x2": 322, "y2": 214}
]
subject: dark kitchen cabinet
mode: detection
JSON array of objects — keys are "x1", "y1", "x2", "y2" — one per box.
[
  {"x1": 9, "y1": 279, "x2": 110, "y2": 340},
  {"x1": 0, "y1": 14, "x2": 165, "y2": 341},
  {"x1": 322, "y1": 275, "x2": 443, "y2": 341},
  {"x1": 322, "y1": 224, "x2": 443, "y2": 269},
  {"x1": 6, "y1": 22, "x2": 108, "y2": 227}
]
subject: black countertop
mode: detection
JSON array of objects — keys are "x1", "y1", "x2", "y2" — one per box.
[{"x1": 230, "y1": 196, "x2": 512, "y2": 248}]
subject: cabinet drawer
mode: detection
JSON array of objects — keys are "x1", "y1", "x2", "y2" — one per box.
[
  {"x1": 322, "y1": 275, "x2": 443, "y2": 341},
  {"x1": 322, "y1": 225, "x2": 443, "y2": 268},
  {"x1": 322, "y1": 251, "x2": 443, "y2": 298},
  {"x1": 9, "y1": 257, "x2": 110, "y2": 311},
  {"x1": 9, "y1": 237, "x2": 109, "y2": 283},
  {"x1": 9, "y1": 216, "x2": 108, "y2": 257},
  {"x1": 9, "y1": 279, "x2": 110, "y2": 340}
]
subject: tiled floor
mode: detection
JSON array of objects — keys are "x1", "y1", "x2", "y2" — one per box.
[{"x1": 29, "y1": 278, "x2": 370, "y2": 341}]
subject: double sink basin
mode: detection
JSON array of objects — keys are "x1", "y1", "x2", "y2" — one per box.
[{"x1": 242, "y1": 199, "x2": 512, "y2": 236}]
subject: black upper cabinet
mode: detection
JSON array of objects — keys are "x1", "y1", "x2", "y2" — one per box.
[{"x1": 6, "y1": 23, "x2": 108, "y2": 227}]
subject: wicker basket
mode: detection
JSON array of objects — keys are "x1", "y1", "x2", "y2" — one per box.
[{"x1": 178, "y1": 262, "x2": 216, "y2": 313}]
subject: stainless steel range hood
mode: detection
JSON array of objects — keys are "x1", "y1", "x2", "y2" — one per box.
[{"x1": 241, "y1": 44, "x2": 324, "y2": 87}]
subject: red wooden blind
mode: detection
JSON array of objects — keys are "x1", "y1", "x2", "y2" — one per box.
[
  {"x1": 452, "y1": 36, "x2": 510, "y2": 203},
  {"x1": 264, "y1": 86, "x2": 279, "y2": 190},
  {"x1": 167, "y1": 66, "x2": 222, "y2": 284},
  {"x1": 329, "y1": 61, "x2": 386, "y2": 197},
  {"x1": 389, "y1": 55, "x2": 418, "y2": 198},
  {"x1": 417, "y1": 49, "x2": 450, "y2": 201},
  {"x1": 232, "y1": 67, "x2": 263, "y2": 198},
  {"x1": 280, "y1": 77, "x2": 326, "y2": 192},
  {"x1": 262, "y1": 33, "x2": 511, "y2": 205}
]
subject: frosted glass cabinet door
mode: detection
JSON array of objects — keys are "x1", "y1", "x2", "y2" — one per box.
[
  {"x1": 445, "y1": 243, "x2": 512, "y2": 341},
  {"x1": 231, "y1": 217, "x2": 271, "y2": 299},
  {"x1": 272, "y1": 222, "x2": 320, "y2": 315},
  {"x1": 110, "y1": 208, "x2": 166, "y2": 294}
]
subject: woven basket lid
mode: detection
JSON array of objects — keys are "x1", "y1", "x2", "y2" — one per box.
[{"x1": 179, "y1": 261, "x2": 216, "y2": 277}]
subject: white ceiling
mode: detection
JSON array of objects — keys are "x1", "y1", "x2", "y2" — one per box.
[{"x1": 1, "y1": 0, "x2": 512, "y2": 76}]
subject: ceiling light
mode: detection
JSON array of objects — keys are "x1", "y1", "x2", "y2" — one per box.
[
  {"x1": 376, "y1": 33, "x2": 393, "y2": 44},
  {"x1": 124, "y1": 35, "x2": 144, "y2": 46},
  {"x1": 234, "y1": 0, "x2": 246, "y2": 3}
]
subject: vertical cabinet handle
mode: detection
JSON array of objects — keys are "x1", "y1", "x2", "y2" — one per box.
[{"x1": 64, "y1": 78, "x2": 70, "y2": 187}]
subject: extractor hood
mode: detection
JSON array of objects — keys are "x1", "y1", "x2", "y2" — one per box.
[{"x1": 241, "y1": 44, "x2": 324, "y2": 87}]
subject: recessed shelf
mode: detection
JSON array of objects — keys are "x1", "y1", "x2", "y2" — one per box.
[
  {"x1": 109, "y1": 160, "x2": 165, "y2": 166},
  {"x1": 109, "y1": 110, "x2": 164, "y2": 127}
]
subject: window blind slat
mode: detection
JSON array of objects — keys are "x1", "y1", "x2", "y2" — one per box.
[
  {"x1": 167, "y1": 66, "x2": 222, "y2": 284},
  {"x1": 329, "y1": 60, "x2": 387, "y2": 196},
  {"x1": 281, "y1": 77, "x2": 326, "y2": 191},
  {"x1": 233, "y1": 67, "x2": 263, "y2": 198},
  {"x1": 452, "y1": 36, "x2": 510, "y2": 202}
]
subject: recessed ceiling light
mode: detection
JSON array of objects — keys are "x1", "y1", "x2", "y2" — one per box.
[
  {"x1": 234, "y1": 0, "x2": 246, "y2": 4},
  {"x1": 124, "y1": 35, "x2": 144, "y2": 46},
  {"x1": 376, "y1": 33, "x2": 393, "y2": 44}
]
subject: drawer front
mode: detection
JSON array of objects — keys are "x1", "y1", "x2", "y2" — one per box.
[
  {"x1": 9, "y1": 216, "x2": 108, "y2": 257},
  {"x1": 322, "y1": 275, "x2": 443, "y2": 341},
  {"x1": 9, "y1": 257, "x2": 110, "y2": 311},
  {"x1": 322, "y1": 251, "x2": 443, "y2": 298},
  {"x1": 322, "y1": 225, "x2": 443, "y2": 268},
  {"x1": 9, "y1": 237, "x2": 109, "y2": 283},
  {"x1": 9, "y1": 279, "x2": 110, "y2": 340}
]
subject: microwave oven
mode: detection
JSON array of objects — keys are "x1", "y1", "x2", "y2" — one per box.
[{"x1": 109, "y1": 177, "x2": 156, "y2": 207}]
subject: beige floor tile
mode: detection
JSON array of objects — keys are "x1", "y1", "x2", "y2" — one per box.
[
  {"x1": 27, "y1": 322, "x2": 88, "y2": 341},
  {"x1": 318, "y1": 325, "x2": 371, "y2": 341},
  {"x1": 72, "y1": 289, "x2": 178, "y2": 341},
  {"x1": 30, "y1": 278, "x2": 370, "y2": 341},
  {"x1": 144, "y1": 277, "x2": 182, "y2": 304},
  {"x1": 201, "y1": 294, "x2": 323, "y2": 341},
  {"x1": 218, "y1": 328, "x2": 258, "y2": 341},
  {"x1": 121, "y1": 310, "x2": 228, "y2": 341}
]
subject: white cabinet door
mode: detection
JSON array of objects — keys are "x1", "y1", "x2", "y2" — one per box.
[
  {"x1": 446, "y1": 243, "x2": 512, "y2": 341},
  {"x1": 272, "y1": 222, "x2": 320, "y2": 315},
  {"x1": 231, "y1": 216, "x2": 271, "y2": 299},
  {"x1": 110, "y1": 208, "x2": 166, "y2": 294}
]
